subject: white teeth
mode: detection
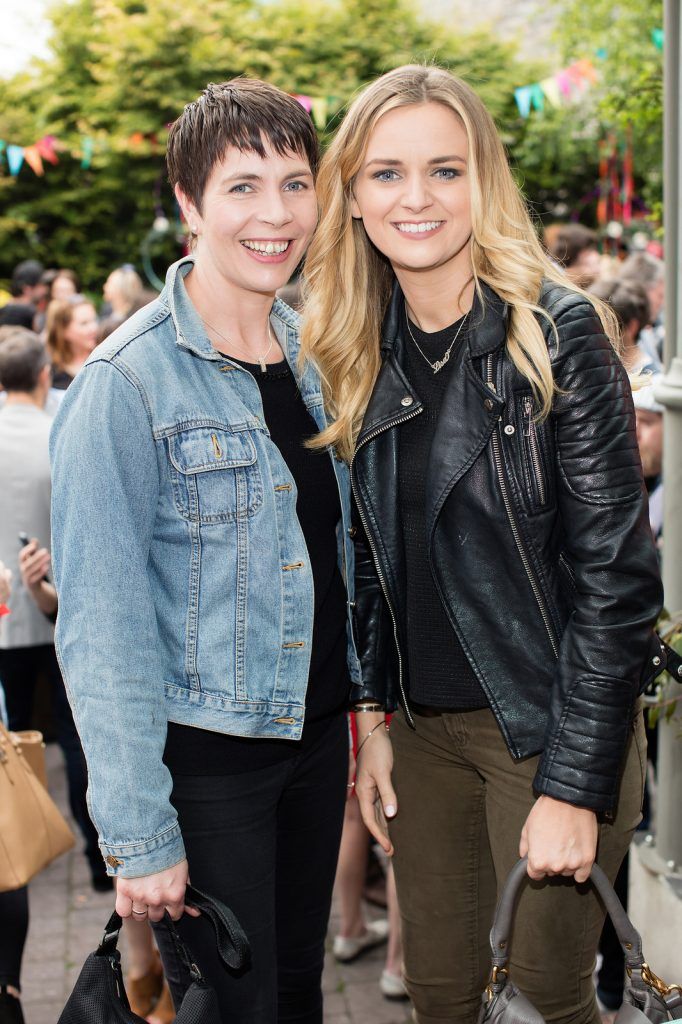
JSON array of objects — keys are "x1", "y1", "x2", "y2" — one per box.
[
  {"x1": 395, "y1": 221, "x2": 442, "y2": 234},
  {"x1": 242, "y1": 240, "x2": 290, "y2": 254}
]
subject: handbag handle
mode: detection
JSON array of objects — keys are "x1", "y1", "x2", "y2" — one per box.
[
  {"x1": 488, "y1": 857, "x2": 644, "y2": 973},
  {"x1": 97, "y1": 883, "x2": 251, "y2": 973}
]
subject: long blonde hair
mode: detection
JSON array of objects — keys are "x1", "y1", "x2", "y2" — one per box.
[{"x1": 300, "y1": 64, "x2": 619, "y2": 462}]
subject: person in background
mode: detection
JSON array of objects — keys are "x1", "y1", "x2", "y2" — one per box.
[
  {"x1": 0, "y1": 327, "x2": 107, "y2": 893},
  {"x1": 634, "y1": 381, "x2": 664, "y2": 546},
  {"x1": 46, "y1": 297, "x2": 99, "y2": 390},
  {"x1": 546, "y1": 223, "x2": 602, "y2": 288},
  {"x1": 0, "y1": 261, "x2": 46, "y2": 331},
  {"x1": 0, "y1": 562, "x2": 29, "y2": 1024},
  {"x1": 50, "y1": 269, "x2": 80, "y2": 303},
  {"x1": 620, "y1": 252, "x2": 665, "y2": 366},
  {"x1": 101, "y1": 266, "x2": 144, "y2": 324},
  {"x1": 589, "y1": 278, "x2": 659, "y2": 374}
]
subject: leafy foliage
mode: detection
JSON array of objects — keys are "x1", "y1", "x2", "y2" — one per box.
[{"x1": 0, "y1": 0, "x2": 663, "y2": 290}]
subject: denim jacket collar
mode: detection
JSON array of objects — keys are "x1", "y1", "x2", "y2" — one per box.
[{"x1": 161, "y1": 256, "x2": 322, "y2": 408}]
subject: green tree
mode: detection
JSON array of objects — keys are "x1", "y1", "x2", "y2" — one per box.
[{"x1": 0, "y1": 0, "x2": 545, "y2": 290}]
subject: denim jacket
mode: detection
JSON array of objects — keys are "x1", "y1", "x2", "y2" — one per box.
[{"x1": 50, "y1": 256, "x2": 361, "y2": 877}]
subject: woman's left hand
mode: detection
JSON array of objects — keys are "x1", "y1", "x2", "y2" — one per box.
[
  {"x1": 347, "y1": 748, "x2": 357, "y2": 801},
  {"x1": 519, "y1": 795, "x2": 598, "y2": 883}
]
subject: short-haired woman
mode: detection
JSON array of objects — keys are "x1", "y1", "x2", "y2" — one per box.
[
  {"x1": 301, "y1": 65, "x2": 662, "y2": 1024},
  {"x1": 51, "y1": 79, "x2": 361, "y2": 1024},
  {"x1": 46, "y1": 297, "x2": 99, "y2": 389}
]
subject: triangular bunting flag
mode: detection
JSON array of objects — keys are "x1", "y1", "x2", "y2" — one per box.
[
  {"x1": 574, "y1": 59, "x2": 598, "y2": 84},
  {"x1": 7, "y1": 144, "x2": 25, "y2": 175},
  {"x1": 556, "y1": 71, "x2": 573, "y2": 98},
  {"x1": 540, "y1": 77, "x2": 562, "y2": 109},
  {"x1": 23, "y1": 145, "x2": 44, "y2": 176},
  {"x1": 36, "y1": 135, "x2": 60, "y2": 165},
  {"x1": 652, "y1": 28, "x2": 664, "y2": 51},
  {"x1": 81, "y1": 137, "x2": 94, "y2": 169},
  {"x1": 310, "y1": 97, "x2": 328, "y2": 130},
  {"x1": 514, "y1": 86, "x2": 532, "y2": 118},
  {"x1": 530, "y1": 83, "x2": 545, "y2": 111}
]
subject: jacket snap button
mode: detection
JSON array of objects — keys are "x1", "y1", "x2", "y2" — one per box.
[
  {"x1": 653, "y1": 656, "x2": 661, "y2": 666},
  {"x1": 400, "y1": 395, "x2": 413, "y2": 407},
  {"x1": 504, "y1": 424, "x2": 515, "y2": 435},
  {"x1": 348, "y1": 525, "x2": 357, "y2": 538},
  {"x1": 484, "y1": 398, "x2": 494, "y2": 411}
]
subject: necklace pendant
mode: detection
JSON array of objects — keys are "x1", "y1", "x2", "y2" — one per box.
[
  {"x1": 432, "y1": 351, "x2": 450, "y2": 374},
  {"x1": 258, "y1": 357, "x2": 267, "y2": 373}
]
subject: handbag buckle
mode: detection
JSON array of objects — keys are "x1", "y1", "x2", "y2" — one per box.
[
  {"x1": 630, "y1": 962, "x2": 682, "y2": 997},
  {"x1": 485, "y1": 966, "x2": 508, "y2": 1001}
]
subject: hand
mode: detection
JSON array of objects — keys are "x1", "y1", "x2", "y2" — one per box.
[
  {"x1": 347, "y1": 748, "x2": 357, "y2": 802},
  {"x1": 0, "y1": 561, "x2": 11, "y2": 605},
  {"x1": 18, "y1": 540, "x2": 50, "y2": 590},
  {"x1": 519, "y1": 795, "x2": 598, "y2": 883},
  {"x1": 115, "y1": 858, "x2": 200, "y2": 922},
  {"x1": 355, "y1": 722, "x2": 396, "y2": 856}
]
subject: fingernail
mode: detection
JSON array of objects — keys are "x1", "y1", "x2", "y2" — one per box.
[{"x1": 385, "y1": 804, "x2": 396, "y2": 817}]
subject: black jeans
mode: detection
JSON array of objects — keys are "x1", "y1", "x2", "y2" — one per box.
[
  {"x1": 154, "y1": 712, "x2": 348, "y2": 1024},
  {"x1": 0, "y1": 888, "x2": 28, "y2": 990},
  {"x1": 0, "y1": 645, "x2": 100, "y2": 871}
]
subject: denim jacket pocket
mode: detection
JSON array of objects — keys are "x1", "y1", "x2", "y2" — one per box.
[{"x1": 167, "y1": 425, "x2": 263, "y2": 523}]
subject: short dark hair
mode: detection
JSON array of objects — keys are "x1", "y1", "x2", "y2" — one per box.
[
  {"x1": 590, "y1": 278, "x2": 650, "y2": 334},
  {"x1": 620, "y1": 251, "x2": 665, "y2": 288},
  {"x1": 166, "y1": 78, "x2": 319, "y2": 210},
  {"x1": 548, "y1": 224, "x2": 598, "y2": 268},
  {"x1": 10, "y1": 259, "x2": 45, "y2": 297},
  {"x1": 0, "y1": 327, "x2": 50, "y2": 392}
]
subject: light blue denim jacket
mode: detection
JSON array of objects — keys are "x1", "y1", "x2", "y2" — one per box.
[{"x1": 50, "y1": 256, "x2": 361, "y2": 877}]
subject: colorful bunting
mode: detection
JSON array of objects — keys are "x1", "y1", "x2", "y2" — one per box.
[
  {"x1": 36, "y1": 135, "x2": 60, "y2": 165},
  {"x1": 22, "y1": 145, "x2": 44, "y2": 176},
  {"x1": 81, "y1": 137, "x2": 94, "y2": 169},
  {"x1": 7, "y1": 145, "x2": 25, "y2": 176},
  {"x1": 652, "y1": 28, "x2": 664, "y2": 51},
  {"x1": 293, "y1": 94, "x2": 313, "y2": 113},
  {"x1": 310, "y1": 97, "x2": 329, "y2": 130},
  {"x1": 514, "y1": 86, "x2": 532, "y2": 119},
  {"x1": 539, "y1": 77, "x2": 561, "y2": 109}
]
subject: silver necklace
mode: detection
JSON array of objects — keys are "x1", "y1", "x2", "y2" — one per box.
[
  {"x1": 405, "y1": 302, "x2": 469, "y2": 374},
  {"x1": 202, "y1": 317, "x2": 275, "y2": 373}
]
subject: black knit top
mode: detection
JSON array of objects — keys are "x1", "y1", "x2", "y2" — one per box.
[
  {"x1": 398, "y1": 310, "x2": 488, "y2": 710},
  {"x1": 164, "y1": 357, "x2": 350, "y2": 775}
]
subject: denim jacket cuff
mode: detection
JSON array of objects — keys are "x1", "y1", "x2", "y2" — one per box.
[{"x1": 99, "y1": 820, "x2": 186, "y2": 878}]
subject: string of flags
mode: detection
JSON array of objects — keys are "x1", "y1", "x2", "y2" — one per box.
[{"x1": 0, "y1": 31, "x2": 664, "y2": 178}]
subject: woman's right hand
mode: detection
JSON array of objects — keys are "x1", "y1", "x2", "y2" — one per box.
[
  {"x1": 115, "y1": 858, "x2": 200, "y2": 922},
  {"x1": 355, "y1": 718, "x2": 396, "y2": 855}
]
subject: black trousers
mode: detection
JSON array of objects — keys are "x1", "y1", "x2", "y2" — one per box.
[
  {"x1": 0, "y1": 645, "x2": 100, "y2": 870},
  {"x1": 154, "y1": 713, "x2": 348, "y2": 1024},
  {"x1": 0, "y1": 888, "x2": 28, "y2": 990}
]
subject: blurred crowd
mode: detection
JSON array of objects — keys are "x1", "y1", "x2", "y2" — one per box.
[{"x1": 0, "y1": 227, "x2": 669, "y2": 1023}]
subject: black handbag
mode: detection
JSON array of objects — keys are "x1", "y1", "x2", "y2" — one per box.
[
  {"x1": 58, "y1": 885, "x2": 251, "y2": 1024},
  {"x1": 479, "y1": 858, "x2": 682, "y2": 1024}
]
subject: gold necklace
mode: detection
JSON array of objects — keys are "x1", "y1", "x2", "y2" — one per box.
[
  {"x1": 405, "y1": 302, "x2": 469, "y2": 374},
  {"x1": 202, "y1": 317, "x2": 276, "y2": 374}
]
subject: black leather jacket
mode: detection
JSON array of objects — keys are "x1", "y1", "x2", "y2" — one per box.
[{"x1": 350, "y1": 279, "x2": 663, "y2": 813}]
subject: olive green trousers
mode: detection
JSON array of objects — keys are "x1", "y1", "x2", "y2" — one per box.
[{"x1": 389, "y1": 707, "x2": 646, "y2": 1024}]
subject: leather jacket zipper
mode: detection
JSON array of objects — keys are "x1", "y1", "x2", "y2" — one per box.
[
  {"x1": 351, "y1": 405, "x2": 422, "y2": 728},
  {"x1": 487, "y1": 355, "x2": 559, "y2": 658},
  {"x1": 523, "y1": 396, "x2": 546, "y2": 506}
]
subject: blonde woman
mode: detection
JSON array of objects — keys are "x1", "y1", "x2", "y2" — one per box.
[{"x1": 301, "y1": 65, "x2": 662, "y2": 1023}]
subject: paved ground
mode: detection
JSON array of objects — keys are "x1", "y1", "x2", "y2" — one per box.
[{"x1": 20, "y1": 744, "x2": 412, "y2": 1024}]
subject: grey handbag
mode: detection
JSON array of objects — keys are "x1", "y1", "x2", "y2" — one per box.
[{"x1": 479, "y1": 857, "x2": 682, "y2": 1024}]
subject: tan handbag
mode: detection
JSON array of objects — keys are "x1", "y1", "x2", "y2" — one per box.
[
  {"x1": 0, "y1": 720, "x2": 75, "y2": 892},
  {"x1": 12, "y1": 729, "x2": 48, "y2": 788}
]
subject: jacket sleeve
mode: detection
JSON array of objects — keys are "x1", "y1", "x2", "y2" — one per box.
[
  {"x1": 350, "y1": 505, "x2": 399, "y2": 710},
  {"x1": 532, "y1": 294, "x2": 663, "y2": 812},
  {"x1": 50, "y1": 359, "x2": 185, "y2": 877}
]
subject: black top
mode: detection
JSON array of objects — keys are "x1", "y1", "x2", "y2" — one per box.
[
  {"x1": 164, "y1": 356, "x2": 350, "y2": 775},
  {"x1": 398, "y1": 309, "x2": 488, "y2": 710},
  {"x1": 51, "y1": 369, "x2": 75, "y2": 391}
]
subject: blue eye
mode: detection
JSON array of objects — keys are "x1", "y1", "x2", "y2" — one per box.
[
  {"x1": 372, "y1": 169, "x2": 399, "y2": 182},
  {"x1": 433, "y1": 168, "x2": 460, "y2": 179},
  {"x1": 229, "y1": 183, "x2": 254, "y2": 194},
  {"x1": 284, "y1": 180, "x2": 308, "y2": 192}
]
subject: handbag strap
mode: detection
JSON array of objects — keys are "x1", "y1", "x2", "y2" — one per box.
[
  {"x1": 96, "y1": 885, "x2": 251, "y2": 973},
  {"x1": 488, "y1": 857, "x2": 644, "y2": 972}
]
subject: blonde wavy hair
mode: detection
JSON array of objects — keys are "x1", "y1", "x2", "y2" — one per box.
[{"x1": 300, "y1": 64, "x2": 620, "y2": 462}]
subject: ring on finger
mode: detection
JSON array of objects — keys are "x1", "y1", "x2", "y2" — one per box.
[{"x1": 131, "y1": 905, "x2": 147, "y2": 917}]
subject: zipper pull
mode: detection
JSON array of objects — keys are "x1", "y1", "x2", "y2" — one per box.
[{"x1": 523, "y1": 396, "x2": 533, "y2": 437}]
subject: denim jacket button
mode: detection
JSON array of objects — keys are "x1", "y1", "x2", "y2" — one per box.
[{"x1": 348, "y1": 525, "x2": 357, "y2": 538}]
